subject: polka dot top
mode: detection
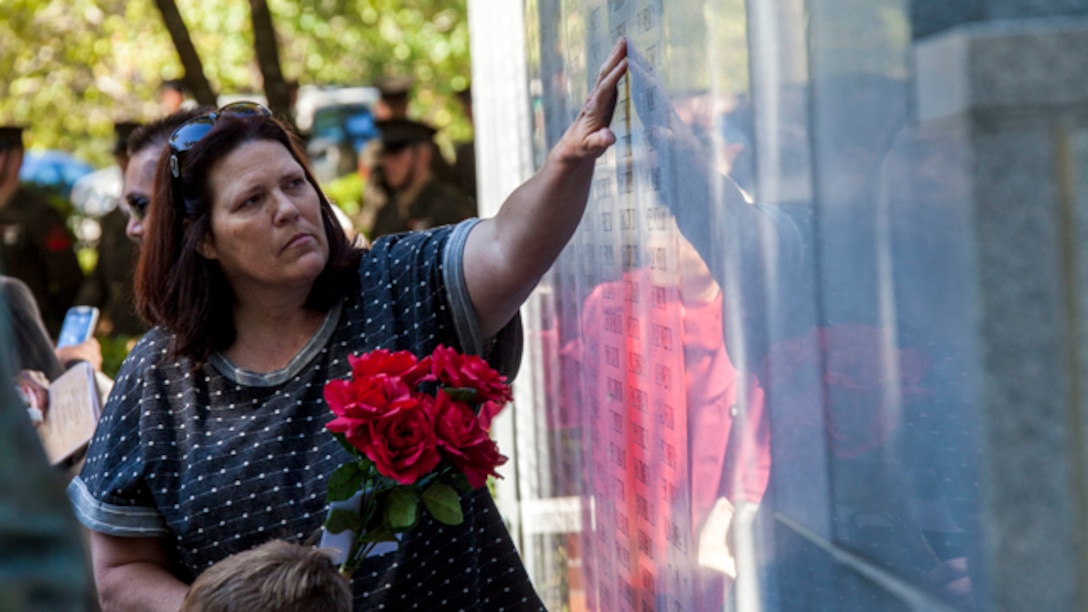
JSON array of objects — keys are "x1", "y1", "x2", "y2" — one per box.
[{"x1": 67, "y1": 220, "x2": 543, "y2": 609}]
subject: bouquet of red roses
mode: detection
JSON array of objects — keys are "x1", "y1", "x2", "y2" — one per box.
[{"x1": 320, "y1": 345, "x2": 511, "y2": 577}]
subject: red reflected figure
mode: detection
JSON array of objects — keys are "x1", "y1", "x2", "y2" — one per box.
[{"x1": 561, "y1": 239, "x2": 770, "y2": 611}]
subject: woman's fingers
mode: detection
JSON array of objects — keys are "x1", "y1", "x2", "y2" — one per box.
[
  {"x1": 595, "y1": 37, "x2": 628, "y2": 86},
  {"x1": 589, "y1": 40, "x2": 628, "y2": 115},
  {"x1": 555, "y1": 37, "x2": 630, "y2": 162},
  {"x1": 578, "y1": 39, "x2": 629, "y2": 154}
]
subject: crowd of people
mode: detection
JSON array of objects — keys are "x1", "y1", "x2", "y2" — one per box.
[
  {"x1": 3, "y1": 70, "x2": 486, "y2": 440},
  {"x1": 2, "y1": 38, "x2": 630, "y2": 610}
]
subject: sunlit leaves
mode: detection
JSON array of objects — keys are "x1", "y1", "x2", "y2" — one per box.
[{"x1": 1, "y1": 0, "x2": 474, "y2": 166}]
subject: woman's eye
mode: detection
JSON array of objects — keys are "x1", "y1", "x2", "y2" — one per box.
[{"x1": 286, "y1": 177, "x2": 306, "y2": 190}]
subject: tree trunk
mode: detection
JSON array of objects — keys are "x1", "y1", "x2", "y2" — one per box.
[
  {"x1": 249, "y1": 0, "x2": 298, "y2": 134},
  {"x1": 151, "y1": 0, "x2": 217, "y2": 107}
]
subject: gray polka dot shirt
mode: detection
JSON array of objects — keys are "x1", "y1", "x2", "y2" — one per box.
[{"x1": 67, "y1": 220, "x2": 543, "y2": 609}]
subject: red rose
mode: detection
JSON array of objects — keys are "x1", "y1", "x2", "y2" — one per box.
[
  {"x1": 363, "y1": 394, "x2": 443, "y2": 485},
  {"x1": 430, "y1": 345, "x2": 513, "y2": 406},
  {"x1": 324, "y1": 371, "x2": 412, "y2": 420},
  {"x1": 477, "y1": 400, "x2": 503, "y2": 432},
  {"x1": 348, "y1": 349, "x2": 433, "y2": 388},
  {"x1": 327, "y1": 373, "x2": 430, "y2": 456},
  {"x1": 433, "y1": 391, "x2": 508, "y2": 488}
]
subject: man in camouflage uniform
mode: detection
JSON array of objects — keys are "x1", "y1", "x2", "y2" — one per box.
[
  {"x1": 368, "y1": 118, "x2": 477, "y2": 239},
  {"x1": 361, "y1": 77, "x2": 461, "y2": 227},
  {"x1": 0, "y1": 127, "x2": 83, "y2": 338}
]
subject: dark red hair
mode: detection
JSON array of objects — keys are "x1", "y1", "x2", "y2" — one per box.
[{"x1": 135, "y1": 111, "x2": 359, "y2": 366}]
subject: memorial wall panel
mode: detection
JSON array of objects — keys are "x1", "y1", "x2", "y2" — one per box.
[{"x1": 507, "y1": 0, "x2": 985, "y2": 608}]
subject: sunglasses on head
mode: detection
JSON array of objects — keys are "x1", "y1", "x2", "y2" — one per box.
[{"x1": 168, "y1": 101, "x2": 271, "y2": 178}]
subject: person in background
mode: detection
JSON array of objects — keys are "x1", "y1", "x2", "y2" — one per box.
[
  {"x1": 372, "y1": 75, "x2": 413, "y2": 122},
  {"x1": 372, "y1": 74, "x2": 456, "y2": 175},
  {"x1": 0, "y1": 125, "x2": 84, "y2": 338},
  {"x1": 69, "y1": 39, "x2": 628, "y2": 610},
  {"x1": 5, "y1": 270, "x2": 108, "y2": 482},
  {"x1": 159, "y1": 79, "x2": 189, "y2": 114},
  {"x1": 180, "y1": 539, "x2": 351, "y2": 612},
  {"x1": 1, "y1": 275, "x2": 101, "y2": 383},
  {"x1": 359, "y1": 76, "x2": 411, "y2": 239},
  {"x1": 76, "y1": 121, "x2": 145, "y2": 337},
  {"x1": 0, "y1": 315, "x2": 91, "y2": 610},
  {"x1": 367, "y1": 118, "x2": 477, "y2": 239},
  {"x1": 120, "y1": 107, "x2": 212, "y2": 245},
  {"x1": 358, "y1": 76, "x2": 418, "y2": 232},
  {"x1": 452, "y1": 85, "x2": 478, "y2": 202}
]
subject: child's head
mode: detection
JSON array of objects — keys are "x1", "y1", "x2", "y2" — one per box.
[{"x1": 181, "y1": 540, "x2": 352, "y2": 612}]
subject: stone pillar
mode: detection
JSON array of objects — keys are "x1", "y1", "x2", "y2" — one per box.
[{"x1": 915, "y1": 12, "x2": 1088, "y2": 610}]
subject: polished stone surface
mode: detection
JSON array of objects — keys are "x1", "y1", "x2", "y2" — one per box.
[{"x1": 469, "y1": 0, "x2": 1088, "y2": 609}]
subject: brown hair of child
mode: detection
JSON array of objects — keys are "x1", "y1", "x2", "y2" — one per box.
[{"x1": 181, "y1": 540, "x2": 352, "y2": 612}]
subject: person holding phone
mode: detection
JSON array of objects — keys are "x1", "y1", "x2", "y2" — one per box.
[
  {"x1": 4, "y1": 274, "x2": 105, "y2": 468},
  {"x1": 1, "y1": 276, "x2": 102, "y2": 382}
]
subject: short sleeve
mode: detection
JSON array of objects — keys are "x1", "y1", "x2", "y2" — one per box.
[
  {"x1": 363, "y1": 220, "x2": 523, "y2": 380},
  {"x1": 441, "y1": 219, "x2": 523, "y2": 381},
  {"x1": 67, "y1": 337, "x2": 169, "y2": 536}
]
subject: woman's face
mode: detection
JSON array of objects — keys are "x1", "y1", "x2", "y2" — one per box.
[
  {"x1": 200, "y1": 139, "x2": 330, "y2": 295},
  {"x1": 122, "y1": 146, "x2": 158, "y2": 244}
]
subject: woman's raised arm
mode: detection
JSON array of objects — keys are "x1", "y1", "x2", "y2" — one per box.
[{"x1": 463, "y1": 38, "x2": 628, "y2": 338}]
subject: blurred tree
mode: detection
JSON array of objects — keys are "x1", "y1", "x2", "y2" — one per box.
[
  {"x1": 249, "y1": 0, "x2": 297, "y2": 131},
  {"x1": 0, "y1": 0, "x2": 472, "y2": 167},
  {"x1": 151, "y1": 0, "x2": 218, "y2": 106}
]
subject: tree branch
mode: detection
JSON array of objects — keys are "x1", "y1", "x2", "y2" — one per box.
[
  {"x1": 249, "y1": 0, "x2": 298, "y2": 134},
  {"x1": 151, "y1": 0, "x2": 217, "y2": 107}
]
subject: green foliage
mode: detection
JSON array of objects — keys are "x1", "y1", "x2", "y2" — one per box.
[
  {"x1": 0, "y1": 0, "x2": 176, "y2": 165},
  {"x1": 359, "y1": 525, "x2": 396, "y2": 543},
  {"x1": 327, "y1": 461, "x2": 365, "y2": 502},
  {"x1": 273, "y1": 0, "x2": 473, "y2": 141},
  {"x1": 422, "y1": 483, "x2": 463, "y2": 525},
  {"x1": 325, "y1": 507, "x2": 363, "y2": 534},
  {"x1": 324, "y1": 172, "x2": 363, "y2": 215},
  {"x1": 0, "y1": 0, "x2": 473, "y2": 166},
  {"x1": 98, "y1": 334, "x2": 137, "y2": 379},
  {"x1": 384, "y1": 487, "x2": 418, "y2": 531}
]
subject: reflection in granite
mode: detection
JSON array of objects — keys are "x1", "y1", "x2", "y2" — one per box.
[{"x1": 512, "y1": 0, "x2": 993, "y2": 609}]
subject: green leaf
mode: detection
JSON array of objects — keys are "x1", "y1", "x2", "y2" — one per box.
[
  {"x1": 326, "y1": 463, "x2": 364, "y2": 502},
  {"x1": 422, "y1": 484, "x2": 464, "y2": 525},
  {"x1": 384, "y1": 488, "x2": 419, "y2": 531},
  {"x1": 360, "y1": 526, "x2": 397, "y2": 543},
  {"x1": 442, "y1": 387, "x2": 477, "y2": 402},
  {"x1": 324, "y1": 508, "x2": 363, "y2": 534}
]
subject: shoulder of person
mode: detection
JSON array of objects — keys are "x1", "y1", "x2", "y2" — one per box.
[{"x1": 0, "y1": 274, "x2": 34, "y2": 301}]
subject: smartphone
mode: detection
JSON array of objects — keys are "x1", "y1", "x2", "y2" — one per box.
[{"x1": 56, "y1": 306, "x2": 100, "y2": 348}]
